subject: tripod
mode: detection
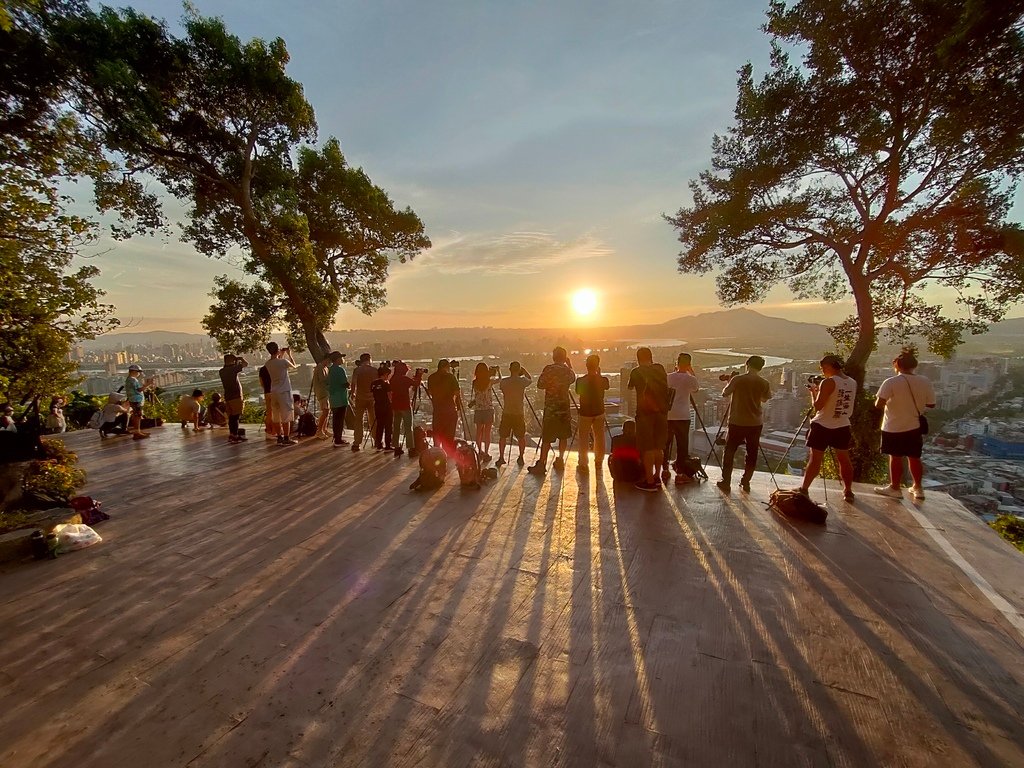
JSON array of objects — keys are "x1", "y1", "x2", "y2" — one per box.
[{"x1": 690, "y1": 395, "x2": 723, "y2": 470}]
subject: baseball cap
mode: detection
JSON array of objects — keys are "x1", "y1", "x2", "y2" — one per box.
[{"x1": 128, "y1": 364, "x2": 143, "y2": 372}]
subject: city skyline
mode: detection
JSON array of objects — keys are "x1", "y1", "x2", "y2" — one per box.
[{"x1": 75, "y1": 1, "x2": 1024, "y2": 333}]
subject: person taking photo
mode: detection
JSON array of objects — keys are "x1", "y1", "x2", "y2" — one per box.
[
  {"x1": 497, "y1": 362, "x2": 532, "y2": 467},
  {"x1": 264, "y1": 342, "x2": 298, "y2": 446},
  {"x1": 627, "y1": 347, "x2": 671, "y2": 491},
  {"x1": 471, "y1": 362, "x2": 497, "y2": 463},
  {"x1": 874, "y1": 347, "x2": 936, "y2": 501},
  {"x1": 574, "y1": 354, "x2": 610, "y2": 474},
  {"x1": 529, "y1": 347, "x2": 575, "y2": 475},
  {"x1": 427, "y1": 359, "x2": 461, "y2": 455},
  {"x1": 798, "y1": 354, "x2": 857, "y2": 502},
  {"x1": 716, "y1": 355, "x2": 771, "y2": 493},
  {"x1": 665, "y1": 352, "x2": 699, "y2": 482}
]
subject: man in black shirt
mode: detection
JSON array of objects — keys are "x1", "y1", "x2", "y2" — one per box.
[
  {"x1": 218, "y1": 353, "x2": 248, "y2": 443},
  {"x1": 626, "y1": 347, "x2": 670, "y2": 491},
  {"x1": 427, "y1": 359, "x2": 462, "y2": 455},
  {"x1": 574, "y1": 354, "x2": 609, "y2": 474}
]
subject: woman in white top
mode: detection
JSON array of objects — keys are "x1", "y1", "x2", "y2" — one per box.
[{"x1": 874, "y1": 348, "x2": 935, "y2": 500}]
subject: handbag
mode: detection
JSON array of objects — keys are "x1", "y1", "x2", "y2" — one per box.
[{"x1": 904, "y1": 378, "x2": 929, "y2": 435}]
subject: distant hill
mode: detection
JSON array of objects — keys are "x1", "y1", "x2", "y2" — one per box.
[{"x1": 82, "y1": 309, "x2": 1024, "y2": 356}]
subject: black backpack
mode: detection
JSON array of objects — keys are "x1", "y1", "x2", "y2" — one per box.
[
  {"x1": 678, "y1": 455, "x2": 708, "y2": 481},
  {"x1": 768, "y1": 489, "x2": 828, "y2": 524},
  {"x1": 297, "y1": 412, "x2": 317, "y2": 437}
]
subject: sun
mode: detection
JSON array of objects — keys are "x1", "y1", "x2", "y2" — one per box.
[{"x1": 571, "y1": 288, "x2": 599, "y2": 317}]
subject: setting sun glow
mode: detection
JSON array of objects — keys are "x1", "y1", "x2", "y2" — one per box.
[{"x1": 571, "y1": 288, "x2": 599, "y2": 318}]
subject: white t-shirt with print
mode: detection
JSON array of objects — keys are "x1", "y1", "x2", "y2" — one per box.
[{"x1": 876, "y1": 373, "x2": 935, "y2": 434}]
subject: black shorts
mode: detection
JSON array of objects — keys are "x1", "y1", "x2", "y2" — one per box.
[
  {"x1": 499, "y1": 413, "x2": 526, "y2": 440},
  {"x1": 807, "y1": 423, "x2": 852, "y2": 451},
  {"x1": 636, "y1": 413, "x2": 668, "y2": 453},
  {"x1": 881, "y1": 429, "x2": 923, "y2": 458},
  {"x1": 129, "y1": 402, "x2": 143, "y2": 416}
]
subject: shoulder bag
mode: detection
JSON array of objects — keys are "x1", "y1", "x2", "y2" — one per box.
[{"x1": 904, "y1": 377, "x2": 928, "y2": 435}]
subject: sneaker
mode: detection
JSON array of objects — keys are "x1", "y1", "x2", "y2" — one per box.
[
  {"x1": 635, "y1": 480, "x2": 660, "y2": 492},
  {"x1": 338, "y1": 439, "x2": 350, "y2": 446},
  {"x1": 527, "y1": 463, "x2": 546, "y2": 475},
  {"x1": 375, "y1": 444, "x2": 384, "y2": 451},
  {"x1": 674, "y1": 473, "x2": 692, "y2": 485},
  {"x1": 844, "y1": 489, "x2": 855, "y2": 502},
  {"x1": 517, "y1": 455, "x2": 525, "y2": 466},
  {"x1": 739, "y1": 480, "x2": 751, "y2": 493},
  {"x1": 553, "y1": 456, "x2": 565, "y2": 471},
  {"x1": 351, "y1": 445, "x2": 360, "y2": 452},
  {"x1": 282, "y1": 438, "x2": 298, "y2": 446},
  {"x1": 394, "y1": 447, "x2": 403, "y2": 457},
  {"x1": 265, "y1": 433, "x2": 278, "y2": 441},
  {"x1": 277, "y1": 435, "x2": 285, "y2": 445},
  {"x1": 99, "y1": 429, "x2": 107, "y2": 438},
  {"x1": 911, "y1": 485, "x2": 925, "y2": 500},
  {"x1": 873, "y1": 486, "x2": 903, "y2": 499},
  {"x1": 715, "y1": 479, "x2": 731, "y2": 493},
  {"x1": 495, "y1": 458, "x2": 506, "y2": 468}
]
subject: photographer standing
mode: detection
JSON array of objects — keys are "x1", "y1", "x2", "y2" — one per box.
[
  {"x1": 665, "y1": 353, "x2": 699, "y2": 480},
  {"x1": 264, "y1": 342, "x2": 298, "y2": 446},
  {"x1": 798, "y1": 355, "x2": 857, "y2": 501},
  {"x1": 349, "y1": 353, "x2": 376, "y2": 452},
  {"x1": 471, "y1": 363, "x2": 498, "y2": 462},
  {"x1": 529, "y1": 347, "x2": 575, "y2": 475},
  {"x1": 716, "y1": 355, "x2": 771, "y2": 493},
  {"x1": 574, "y1": 354, "x2": 610, "y2": 474},
  {"x1": 390, "y1": 361, "x2": 424, "y2": 457},
  {"x1": 874, "y1": 348, "x2": 936, "y2": 501},
  {"x1": 326, "y1": 351, "x2": 350, "y2": 447},
  {"x1": 219, "y1": 353, "x2": 248, "y2": 443},
  {"x1": 497, "y1": 362, "x2": 532, "y2": 467},
  {"x1": 124, "y1": 364, "x2": 152, "y2": 440},
  {"x1": 627, "y1": 347, "x2": 670, "y2": 491},
  {"x1": 427, "y1": 359, "x2": 461, "y2": 455}
]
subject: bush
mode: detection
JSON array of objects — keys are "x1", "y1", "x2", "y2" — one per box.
[
  {"x1": 990, "y1": 515, "x2": 1024, "y2": 554},
  {"x1": 40, "y1": 438, "x2": 78, "y2": 465},
  {"x1": 22, "y1": 460, "x2": 86, "y2": 504}
]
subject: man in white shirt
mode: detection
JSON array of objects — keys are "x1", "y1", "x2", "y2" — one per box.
[
  {"x1": 798, "y1": 355, "x2": 857, "y2": 501},
  {"x1": 874, "y1": 348, "x2": 935, "y2": 500},
  {"x1": 264, "y1": 342, "x2": 298, "y2": 446},
  {"x1": 665, "y1": 352, "x2": 700, "y2": 481}
]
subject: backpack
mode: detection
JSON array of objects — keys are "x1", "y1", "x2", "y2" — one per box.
[
  {"x1": 637, "y1": 365, "x2": 672, "y2": 413},
  {"x1": 454, "y1": 440, "x2": 481, "y2": 489},
  {"x1": 678, "y1": 455, "x2": 707, "y2": 481},
  {"x1": 410, "y1": 446, "x2": 447, "y2": 491},
  {"x1": 768, "y1": 489, "x2": 828, "y2": 524},
  {"x1": 297, "y1": 412, "x2": 317, "y2": 437}
]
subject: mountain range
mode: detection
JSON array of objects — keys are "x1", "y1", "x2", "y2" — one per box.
[{"x1": 80, "y1": 308, "x2": 1024, "y2": 356}]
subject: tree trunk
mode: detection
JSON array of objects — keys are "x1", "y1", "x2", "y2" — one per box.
[
  {"x1": 302, "y1": 326, "x2": 331, "y2": 365},
  {"x1": 845, "y1": 273, "x2": 886, "y2": 483}
]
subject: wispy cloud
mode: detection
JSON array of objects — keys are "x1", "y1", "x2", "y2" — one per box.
[{"x1": 415, "y1": 231, "x2": 613, "y2": 275}]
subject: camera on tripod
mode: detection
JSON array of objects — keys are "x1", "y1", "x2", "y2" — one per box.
[
  {"x1": 415, "y1": 367, "x2": 428, "y2": 375},
  {"x1": 806, "y1": 374, "x2": 825, "y2": 389},
  {"x1": 718, "y1": 370, "x2": 740, "y2": 382}
]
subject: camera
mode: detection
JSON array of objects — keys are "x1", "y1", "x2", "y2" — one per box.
[
  {"x1": 806, "y1": 374, "x2": 825, "y2": 389},
  {"x1": 416, "y1": 367, "x2": 428, "y2": 375},
  {"x1": 718, "y1": 370, "x2": 739, "y2": 382},
  {"x1": 489, "y1": 365, "x2": 500, "y2": 376},
  {"x1": 450, "y1": 360, "x2": 460, "y2": 369}
]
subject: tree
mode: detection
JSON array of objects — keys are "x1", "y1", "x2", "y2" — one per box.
[
  {"x1": 668, "y1": 0, "x2": 1024, "y2": 385},
  {"x1": 59, "y1": 7, "x2": 429, "y2": 363},
  {"x1": 0, "y1": 0, "x2": 127, "y2": 403}
]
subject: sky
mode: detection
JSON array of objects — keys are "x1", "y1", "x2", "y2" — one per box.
[{"x1": 80, "y1": 0, "x2": 1024, "y2": 333}]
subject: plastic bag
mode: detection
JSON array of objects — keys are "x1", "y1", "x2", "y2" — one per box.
[{"x1": 53, "y1": 523, "x2": 102, "y2": 553}]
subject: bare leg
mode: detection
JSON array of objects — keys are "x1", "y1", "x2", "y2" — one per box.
[
  {"x1": 888, "y1": 455, "x2": 904, "y2": 488},
  {"x1": 837, "y1": 449, "x2": 854, "y2": 492},
  {"x1": 908, "y1": 457, "x2": 923, "y2": 487},
  {"x1": 801, "y1": 448, "x2": 823, "y2": 492}
]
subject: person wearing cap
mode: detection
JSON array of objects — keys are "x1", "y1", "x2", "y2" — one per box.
[
  {"x1": 349, "y1": 353, "x2": 377, "y2": 452},
  {"x1": 716, "y1": 355, "x2": 771, "y2": 493},
  {"x1": 798, "y1": 354, "x2": 857, "y2": 502},
  {"x1": 326, "y1": 351, "x2": 350, "y2": 447},
  {"x1": 125, "y1": 364, "x2": 151, "y2": 440},
  {"x1": 218, "y1": 353, "x2": 248, "y2": 443}
]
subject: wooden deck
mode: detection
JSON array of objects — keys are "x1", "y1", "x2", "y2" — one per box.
[{"x1": 1, "y1": 425, "x2": 1023, "y2": 767}]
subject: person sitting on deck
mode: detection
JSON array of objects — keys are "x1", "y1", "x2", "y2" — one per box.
[
  {"x1": 206, "y1": 392, "x2": 228, "y2": 428},
  {"x1": 608, "y1": 420, "x2": 644, "y2": 483},
  {"x1": 177, "y1": 389, "x2": 207, "y2": 431},
  {"x1": 99, "y1": 393, "x2": 129, "y2": 437}
]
